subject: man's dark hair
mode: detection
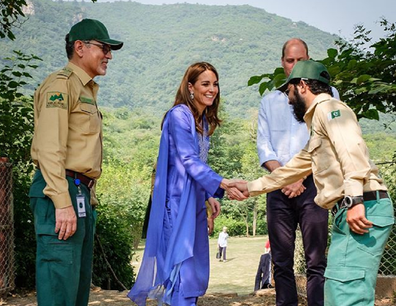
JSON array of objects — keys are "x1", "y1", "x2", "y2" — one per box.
[
  {"x1": 290, "y1": 71, "x2": 333, "y2": 96},
  {"x1": 305, "y1": 80, "x2": 333, "y2": 96},
  {"x1": 65, "y1": 34, "x2": 75, "y2": 60},
  {"x1": 281, "y1": 38, "x2": 309, "y2": 59}
]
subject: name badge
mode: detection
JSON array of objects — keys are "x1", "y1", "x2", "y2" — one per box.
[{"x1": 76, "y1": 194, "x2": 86, "y2": 218}]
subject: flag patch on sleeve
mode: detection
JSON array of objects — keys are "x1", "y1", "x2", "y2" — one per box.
[
  {"x1": 328, "y1": 110, "x2": 341, "y2": 120},
  {"x1": 46, "y1": 92, "x2": 68, "y2": 109}
]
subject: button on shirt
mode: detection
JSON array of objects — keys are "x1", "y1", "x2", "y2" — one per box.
[
  {"x1": 31, "y1": 62, "x2": 102, "y2": 209},
  {"x1": 249, "y1": 93, "x2": 386, "y2": 209},
  {"x1": 257, "y1": 88, "x2": 340, "y2": 167}
]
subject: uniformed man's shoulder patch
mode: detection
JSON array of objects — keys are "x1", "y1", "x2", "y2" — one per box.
[
  {"x1": 327, "y1": 110, "x2": 341, "y2": 121},
  {"x1": 56, "y1": 67, "x2": 73, "y2": 79},
  {"x1": 46, "y1": 92, "x2": 68, "y2": 109}
]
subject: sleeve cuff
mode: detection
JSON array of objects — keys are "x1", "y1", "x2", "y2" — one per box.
[
  {"x1": 344, "y1": 179, "x2": 364, "y2": 197},
  {"x1": 248, "y1": 178, "x2": 266, "y2": 197},
  {"x1": 50, "y1": 192, "x2": 73, "y2": 209}
]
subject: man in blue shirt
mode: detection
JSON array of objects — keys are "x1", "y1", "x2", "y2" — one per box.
[{"x1": 256, "y1": 38, "x2": 339, "y2": 306}]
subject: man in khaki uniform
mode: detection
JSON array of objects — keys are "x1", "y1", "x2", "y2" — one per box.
[
  {"x1": 232, "y1": 60, "x2": 394, "y2": 305},
  {"x1": 29, "y1": 19, "x2": 123, "y2": 306}
]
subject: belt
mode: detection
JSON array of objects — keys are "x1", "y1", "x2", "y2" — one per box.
[
  {"x1": 66, "y1": 169, "x2": 95, "y2": 189},
  {"x1": 332, "y1": 190, "x2": 389, "y2": 216}
]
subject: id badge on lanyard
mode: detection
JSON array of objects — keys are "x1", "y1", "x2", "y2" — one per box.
[{"x1": 74, "y1": 178, "x2": 86, "y2": 218}]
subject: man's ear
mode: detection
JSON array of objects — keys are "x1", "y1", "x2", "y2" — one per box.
[
  {"x1": 299, "y1": 80, "x2": 309, "y2": 94},
  {"x1": 74, "y1": 40, "x2": 85, "y2": 58}
]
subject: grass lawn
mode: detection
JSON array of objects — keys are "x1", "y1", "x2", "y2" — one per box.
[{"x1": 131, "y1": 235, "x2": 269, "y2": 295}]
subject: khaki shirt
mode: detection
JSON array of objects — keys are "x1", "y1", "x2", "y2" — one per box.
[
  {"x1": 248, "y1": 93, "x2": 386, "y2": 209},
  {"x1": 31, "y1": 62, "x2": 102, "y2": 209}
]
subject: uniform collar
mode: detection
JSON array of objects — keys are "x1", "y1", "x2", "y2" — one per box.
[
  {"x1": 66, "y1": 62, "x2": 97, "y2": 87},
  {"x1": 303, "y1": 93, "x2": 332, "y2": 129}
]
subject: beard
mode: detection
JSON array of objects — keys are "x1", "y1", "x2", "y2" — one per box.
[{"x1": 291, "y1": 88, "x2": 307, "y2": 123}]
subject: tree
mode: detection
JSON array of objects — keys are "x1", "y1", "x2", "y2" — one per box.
[
  {"x1": 0, "y1": 0, "x2": 27, "y2": 40},
  {"x1": 248, "y1": 19, "x2": 396, "y2": 121}
]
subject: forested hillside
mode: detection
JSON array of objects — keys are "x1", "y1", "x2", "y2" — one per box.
[{"x1": 0, "y1": 0, "x2": 338, "y2": 116}]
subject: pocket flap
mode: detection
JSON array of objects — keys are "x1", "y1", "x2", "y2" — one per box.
[
  {"x1": 369, "y1": 216, "x2": 395, "y2": 228},
  {"x1": 307, "y1": 138, "x2": 321, "y2": 153},
  {"x1": 325, "y1": 267, "x2": 365, "y2": 282}
]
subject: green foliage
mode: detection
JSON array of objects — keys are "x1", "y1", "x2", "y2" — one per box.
[
  {"x1": 249, "y1": 19, "x2": 396, "y2": 121},
  {"x1": 0, "y1": 0, "x2": 338, "y2": 117},
  {"x1": 322, "y1": 19, "x2": 396, "y2": 120},
  {"x1": 0, "y1": 51, "x2": 41, "y2": 289},
  {"x1": 92, "y1": 128, "x2": 154, "y2": 289},
  {"x1": 213, "y1": 215, "x2": 245, "y2": 237},
  {"x1": 0, "y1": 0, "x2": 27, "y2": 40},
  {"x1": 2, "y1": 0, "x2": 396, "y2": 290}
]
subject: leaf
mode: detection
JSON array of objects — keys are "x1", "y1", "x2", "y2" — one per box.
[
  {"x1": 248, "y1": 75, "x2": 264, "y2": 86},
  {"x1": 368, "y1": 84, "x2": 391, "y2": 94},
  {"x1": 273, "y1": 73, "x2": 286, "y2": 87},
  {"x1": 12, "y1": 71, "x2": 22, "y2": 77},
  {"x1": 259, "y1": 82, "x2": 268, "y2": 96},
  {"x1": 8, "y1": 81, "x2": 19, "y2": 88},
  {"x1": 356, "y1": 74, "x2": 371, "y2": 84},
  {"x1": 327, "y1": 48, "x2": 338, "y2": 58},
  {"x1": 362, "y1": 109, "x2": 379, "y2": 120}
]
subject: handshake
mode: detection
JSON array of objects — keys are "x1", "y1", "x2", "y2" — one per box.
[{"x1": 220, "y1": 179, "x2": 250, "y2": 201}]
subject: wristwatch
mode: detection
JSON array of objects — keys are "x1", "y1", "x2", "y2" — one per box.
[{"x1": 344, "y1": 195, "x2": 364, "y2": 209}]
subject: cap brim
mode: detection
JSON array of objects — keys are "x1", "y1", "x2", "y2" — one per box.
[
  {"x1": 97, "y1": 39, "x2": 124, "y2": 50},
  {"x1": 277, "y1": 81, "x2": 289, "y2": 92}
]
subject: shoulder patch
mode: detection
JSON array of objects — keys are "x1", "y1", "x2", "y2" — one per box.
[
  {"x1": 57, "y1": 67, "x2": 73, "y2": 79},
  {"x1": 80, "y1": 96, "x2": 95, "y2": 105},
  {"x1": 327, "y1": 110, "x2": 341, "y2": 121},
  {"x1": 46, "y1": 92, "x2": 68, "y2": 109}
]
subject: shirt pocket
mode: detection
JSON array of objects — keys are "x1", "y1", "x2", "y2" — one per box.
[
  {"x1": 79, "y1": 102, "x2": 101, "y2": 134},
  {"x1": 307, "y1": 137, "x2": 327, "y2": 174}
]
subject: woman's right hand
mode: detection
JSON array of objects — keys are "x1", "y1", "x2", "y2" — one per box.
[{"x1": 220, "y1": 179, "x2": 249, "y2": 201}]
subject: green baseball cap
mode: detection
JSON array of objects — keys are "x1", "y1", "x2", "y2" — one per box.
[
  {"x1": 68, "y1": 19, "x2": 123, "y2": 50},
  {"x1": 277, "y1": 60, "x2": 330, "y2": 92}
]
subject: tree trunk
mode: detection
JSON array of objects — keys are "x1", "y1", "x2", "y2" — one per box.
[{"x1": 252, "y1": 202, "x2": 258, "y2": 237}]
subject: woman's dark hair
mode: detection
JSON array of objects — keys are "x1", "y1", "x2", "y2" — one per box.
[
  {"x1": 65, "y1": 34, "x2": 75, "y2": 60},
  {"x1": 172, "y1": 62, "x2": 222, "y2": 136}
]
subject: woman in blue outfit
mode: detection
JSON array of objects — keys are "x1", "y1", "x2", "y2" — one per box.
[{"x1": 128, "y1": 62, "x2": 244, "y2": 306}]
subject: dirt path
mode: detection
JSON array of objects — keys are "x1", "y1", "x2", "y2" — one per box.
[
  {"x1": 2, "y1": 288, "x2": 395, "y2": 306},
  {"x1": 1, "y1": 288, "x2": 295, "y2": 306},
  {"x1": 2, "y1": 237, "x2": 394, "y2": 305}
]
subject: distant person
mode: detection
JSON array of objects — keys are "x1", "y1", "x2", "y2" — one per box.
[
  {"x1": 217, "y1": 226, "x2": 229, "y2": 262},
  {"x1": 229, "y1": 60, "x2": 394, "y2": 306},
  {"x1": 128, "y1": 62, "x2": 246, "y2": 306},
  {"x1": 256, "y1": 38, "x2": 339, "y2": 306},
  {"x1": 29, "y1": 19, "x2": 123, "y2": 306},
  {"x1": 254, "y1": 240, "x2": 272, "y2": 291}
]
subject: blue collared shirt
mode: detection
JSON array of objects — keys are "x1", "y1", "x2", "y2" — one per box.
[{"x1": 257, "y1": 88, "x2": 339, "y2": 167}]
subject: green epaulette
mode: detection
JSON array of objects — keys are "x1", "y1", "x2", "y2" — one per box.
[{"x1": 57, "y1": 67, "x2": 73, "y2": 79}]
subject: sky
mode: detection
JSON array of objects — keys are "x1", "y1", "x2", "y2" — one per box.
[{"x1": 115, "y1": 0, "x2": 396, "y2": 41}]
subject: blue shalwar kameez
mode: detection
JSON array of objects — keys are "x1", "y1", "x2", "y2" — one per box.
[{"x1": 128, "y1": 104, "x2": 224, "y2": 305}]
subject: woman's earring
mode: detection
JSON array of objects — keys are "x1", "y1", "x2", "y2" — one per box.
[{"x1": 190, "y1": 92, "x2": 194, "y2": 100}]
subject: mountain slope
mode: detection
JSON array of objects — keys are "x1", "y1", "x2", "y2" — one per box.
[{"x1": 1, "y1": 0, "x2": 338, "y2": 116}]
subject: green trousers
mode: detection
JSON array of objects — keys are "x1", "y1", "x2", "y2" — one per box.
[
  {"x1": 324, "y1": 193, "x2": 394, "y2": 306},
  {"x1": 29, "y1": 170, "x2": 96, "y2": 306}
]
